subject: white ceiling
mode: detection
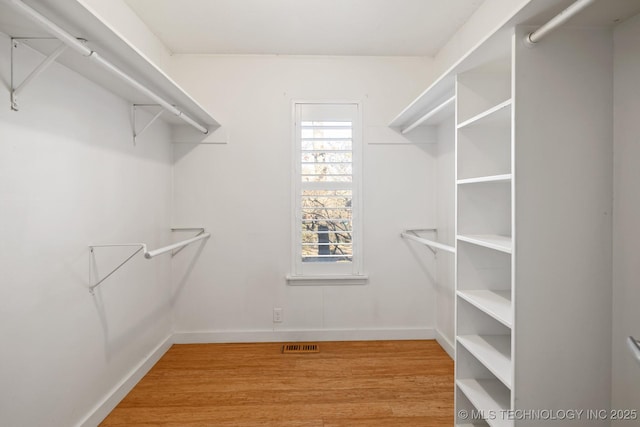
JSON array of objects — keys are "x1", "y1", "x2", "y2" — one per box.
[{"x1": 123, "y1": 0, "x2": 485, "y2": 56}]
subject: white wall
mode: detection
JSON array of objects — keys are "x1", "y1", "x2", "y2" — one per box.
[
  {"x1": 168, "y1": 54, "x2": 442, "y2": 341},
  {"x1": 0, "y1": 34, "x2": 174, "y2": 426},
  {"x1": 612, "y1": 12, "x2": 640, "y2": 420}
]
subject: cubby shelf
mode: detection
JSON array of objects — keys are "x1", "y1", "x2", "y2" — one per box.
[
  {"x1": 457, "y1": 335, "x2": 512, "y2": 388},
  {"x1": 457, "y1": 290, "x2": 512, "y2": 328},
  {"x1": 457, "y1": 174, "x2": 512, "y2": 185},
  {"x1": 457, "y1": 234, "x2": 512, "y2": 254},
  {"x1": 456, "y1": 379, "x2": 513, "y2": 427},
  {"x1": 457, "y1": 99, "x2": 512, "y2": 130}
]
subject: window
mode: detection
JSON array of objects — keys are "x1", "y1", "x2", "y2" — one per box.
[{"x1": 288, "y1": 102, "x2": 365, "y2": 285}]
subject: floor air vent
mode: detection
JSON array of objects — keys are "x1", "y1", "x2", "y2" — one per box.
[{"x1": 282, "y1": 343, "x2": 320, "y2": 354}]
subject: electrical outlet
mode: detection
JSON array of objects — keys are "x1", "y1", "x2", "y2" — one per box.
[{"x1": 273, "y1": 308, "x2": 283, "y2": 323}]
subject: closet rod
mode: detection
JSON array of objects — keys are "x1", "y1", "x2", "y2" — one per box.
[
  {"x1": 401, "y1": 229, "x2": 456, "y2": 254},
  {"x1": 525, "y1": 0, "x2": 598, "y2": 45},
  {"x1": 6, "y1": 0, "x2": 210, "y2": 135},
  {"x1": 144, "y1": 232, "x2": 210, "y2": 259},
  {"x1": 88, "y1": 229, "x2": 210, "y2": 293}
]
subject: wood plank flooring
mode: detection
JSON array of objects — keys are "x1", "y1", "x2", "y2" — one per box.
[{"x1": 100, "y1": 340, "x2": 454, "y2": 426}]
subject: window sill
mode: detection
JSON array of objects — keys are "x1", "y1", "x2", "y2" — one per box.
[{"x1": 286, "y1": 275, "x2": 369, "y2": 286}]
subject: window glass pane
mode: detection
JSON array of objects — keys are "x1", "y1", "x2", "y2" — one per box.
[
  {"x1": 301, "y1": 163, "x2": 353, "y2": 177},
  {"x1": 301, "y1": 121, "x2": 351, "y2": 127},
  {"x1": 301, "y1": 140, "x2": 352, "y2": 151},
  {"x1": 301, "y1": 128, "x2": 352, "y2": 139},
  {"x1": 296, "y1": 106, "x2": 358, "y2": 267},
  {"x1": 302, "y1": 197, "x2": 351, "y2": 209},
  {"x1": 301, "y1": 152, "x2": 352, "y2": 163},
  {"x1": 301, "y1": 221, "x2": 353, "y2": 262},
  {"x1": 301, "y1": 174, "x2": 352, "y2": 183}
]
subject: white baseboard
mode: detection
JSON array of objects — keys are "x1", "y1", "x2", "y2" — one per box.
[
  {"x1": 435, "y1": 329, "x2": 455, "y2": 360},
  {"x1": 173, "y1": 327, "x2": 436, "y2": 344},
  {"x1": 78, "y1": 335, "x2": 173, "y2": 427}
]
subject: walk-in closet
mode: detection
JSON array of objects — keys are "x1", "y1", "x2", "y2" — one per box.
[{"x1": 1, "y1": 0, "x2": 639, "y2": 425}]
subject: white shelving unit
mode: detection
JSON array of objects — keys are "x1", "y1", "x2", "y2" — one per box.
[
  {"x1": 453, "y1": 19, "x2": 616, "y2": 426},
  {"x1": 454, "y1": 31, "x2": 514, "y2": 426},
  {"x1": 455, "y1": 55, "x2": 514, "y2": 415},
  {"x1": 390, "y1": 1, "x2": 630, "y2": 424}
]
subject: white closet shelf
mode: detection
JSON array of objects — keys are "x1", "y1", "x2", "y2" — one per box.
[
  {"x1": 0, "y1": 0, "x2": 219, "y2": 131},
  {"x1": 457, "y1": 174, "x2": 512, "y2": 185},
  {"x1": 389, "y1": 75, "x2": 455, "y2": 131},
  {"x1": 457, "y1": 234, "x2": 512, "y2": 254},
  {"x1": 457, "y1": 379, "x2": 513, "y2": 427},
  {"x1": 457, "y1": 290, "x2": 512, "y2": 328},
  {"x1": 389, "y1": 21, "x2": 523, "y2": 133},
  {"x1": 400, "y1": 95, "x2": 455, "y2": 134},
  {"x1": 457, "y1": 335, "x2": 512, "y2": 389},
  {"x1": 457, "y1": 99, "x2": 512, "y2": 130}
]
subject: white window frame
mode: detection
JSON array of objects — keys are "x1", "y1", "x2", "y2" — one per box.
[{"x1": 287, "y1": 100, "x2": 367, "y2": 286}]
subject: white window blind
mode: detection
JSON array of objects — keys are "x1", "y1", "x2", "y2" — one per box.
[{"x1": 291, "y1": 102, "x2": 363, "y2": 280}]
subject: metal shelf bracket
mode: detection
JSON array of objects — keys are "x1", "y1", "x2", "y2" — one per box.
[
  {"x1": 132, "y1": 104, "x2": 165, "y2": 143},
  {"x1": 89, "y1": 244, "x2": 145, "y2": 295},
  {"x1": 169, "y1": 228, "x2": 206, "y2": 257},
  {"x1": 10, "y1": 37, "x2": 71, "y2": 111}
]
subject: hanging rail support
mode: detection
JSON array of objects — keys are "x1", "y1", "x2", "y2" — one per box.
[
  {"x1": 169, "y1": 228, "x2": 207, "y2": 257},
  {"x1": 524, "y1": 0, "x2": 599, "y2": 46},
  {"x1": 10, "y1": 38, "x2": 68, "y2": 111},
  {"x1": 133, "y1": 104, "x2": 164, "y2": 143},
  {"x1": 88, "y1": 243, "x2": 146, "y2": 294},
  {"x1": 6, "y1": 0, "x2": 210, "y2": 135}
]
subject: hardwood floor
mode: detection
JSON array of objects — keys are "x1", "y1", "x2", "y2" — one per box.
[{"x1": 100, "y1": 340, "x2": 454, "y2": 426}]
